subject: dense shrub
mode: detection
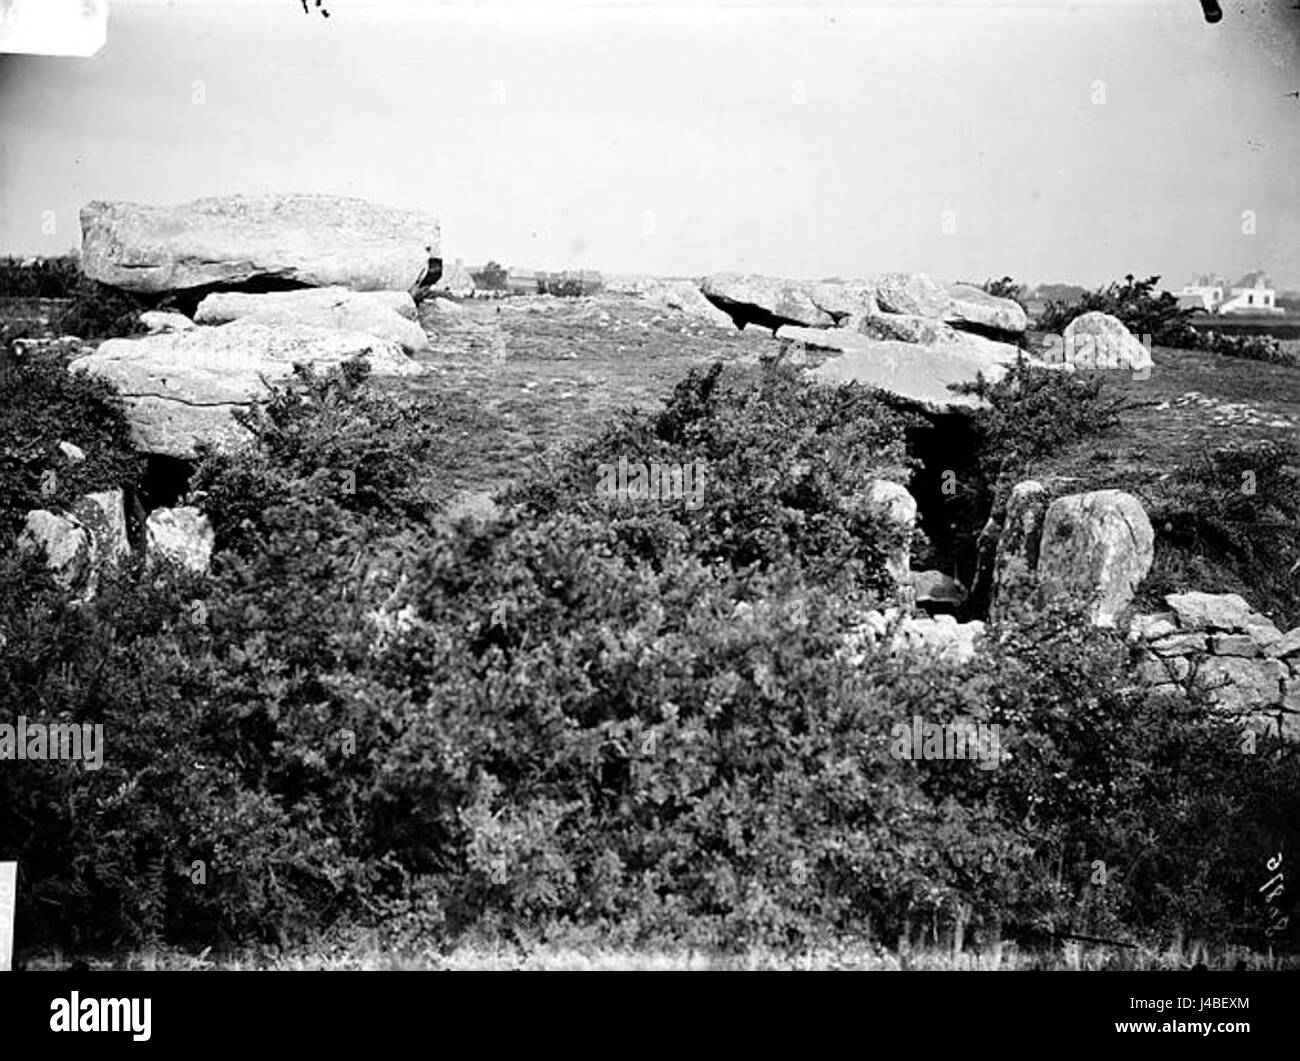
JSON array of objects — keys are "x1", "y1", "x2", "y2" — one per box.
[
  {"x1": 0, "y1": 343, "x2": 143, "y2": 542},
  {"x1": 189, "y1": 360, "x2": 462, "y2": 554},
  {"x1": 3, "y1": 354, "x2": 1297, "y2": 956},
  {"x1": 52, "y1": 277, "x2": 149, "y2": 341},
  {"x1": 507, "y1": 362, "x2": 919, "y2": 597},
  {"x1": 0, "y1": 256, "x2": 81, "y2": 299},
  {"x1": 1192, "y1": 329, "x2": 1297, "y2": 367}
]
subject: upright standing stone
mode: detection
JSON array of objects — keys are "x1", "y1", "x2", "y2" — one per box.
[
  {"x1": 1034, "y1": 490, "x2": 1154, "y2": 626},
  {"x1": 990, "y1": 480, "x2": 1049, "y2": 620}
]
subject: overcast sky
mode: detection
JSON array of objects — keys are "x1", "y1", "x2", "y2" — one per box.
[{"x1": 1, "y1": 0, "x2": 1299, "y2": 289}]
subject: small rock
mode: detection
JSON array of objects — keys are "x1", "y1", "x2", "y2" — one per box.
[
  {"x1": 1197, "y1": 657, "x2": 1286, "y2": 711},
  {"x1": 1128, "y1": 612, "x2": 1178, "y2": 642},
  {"x1": 1137, "y1": 656, "x2": 1192, "y2": 685},
  {"x1": 1149, "y1": 632, "x2": 1208, "y2": 656},
  {"x1": 145, "y1": 506, "x2": 215, "y2": 574},
  {"x1": 912, "y1": 569, "x2": 967, "y2": 610},
  {"x1": 1265, "y1": 628, "x2": 1300, "y2": 660},
  {"x1": 18, "y1": 510, "x2": 91, "y2": 591},
  {"x1": 1210, "y1": 633, "x2": 1261, "y2": 658},
  {"x1": 1165, "y1": 592, "x2": 1264, "y2": 632},
  {"x1": 1244, "y1": 621, "x2": 1284, "y2": 650},
  {"x1": 139, "y1": 310, "x2": 195, "y2": 334},
  {"x1": 58, "y1": 441, "x2": 86, "y2": 463}
]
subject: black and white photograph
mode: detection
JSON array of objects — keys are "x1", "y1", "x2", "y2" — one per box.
[{"x1": 0, "y1": 0, "x2": 1297, "y2": 1043}]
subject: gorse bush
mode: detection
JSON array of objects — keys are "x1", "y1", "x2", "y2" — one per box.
[
  {"x1": 52, "y1": 277, "x2": 149, "y2": 341},
  {"x1": 509, "y1": 362, "x2": 919, "y2": 596},
  {"x1": 1193, "y1": 329, "x2": 1297, "y2": 367},
  {"x1": 189, "y1": 360, "x2": 471, "y2": 554},
  {"x1": 2, "y1": 356, "x2": 1297, "y2": 956},
  {"x1": 0, "y1": 345, "x2": 143, "y2": 542}
]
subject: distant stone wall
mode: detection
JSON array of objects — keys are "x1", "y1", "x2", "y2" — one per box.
[{"x1": 1129, "y1": 592, "x2": 1300, "y2": 740}]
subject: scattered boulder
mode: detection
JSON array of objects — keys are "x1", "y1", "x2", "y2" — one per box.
[
  {"x1": 805, "y1": 281, "x2": 878, "y2": 324},
  {"x1": 701, "y1": 274, "x2": 836, "y2": 330},
  {"x1": 145, "y1": 506, "x2": 214, "y2": 574},
  {"x1": 68, "y1": 321, "x2": 422, "y2": 459},
  {"x1": 944, "y1": 283, "x2": 1029, "y2": 335},
  {"x1": 194, "y1": 287, "x2": 430, "y2": 355},
  {"x1": 139, "y1": 310, "x2": 195, "y2": 334},
  {"x1": 896, "y1": 614, "x2": 986, "y2": 665},
  {"x1": 912, "y1": 569, "x2": 967, "y2": 612},
  {"x1": 872, "y1": 272, "x2": 952, "y2": 319},
  {"x1": 845, "y1": 608, "x2": 985, "y2": 666},
  {"x1": 80, "y1": 194, "x2": 441, "y2": 294},
  {"x1": 17, "y1": 490, "x2": 131, "y2": 598},
  {"x1": 18, "y1": 510, "x2": 91, "y2": 591},
  {"x1": 57, "y1": 440, "x2": 86, "y2": 463},
  {"x1": 1057, "y1": 312, "x2": 1152, "y2": 372},
  {"x1": 871, "y1": 273, "x2": 1027, "y2": 336},
  {"x1": 1034, "y1": 490, "x2": 1154, "y2": 626}
]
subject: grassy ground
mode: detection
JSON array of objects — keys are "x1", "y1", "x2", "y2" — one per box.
[{"x1": 399, "y1": 293, "x2": 771, "y2": 495}]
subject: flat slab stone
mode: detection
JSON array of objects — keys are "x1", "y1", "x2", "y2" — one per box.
[
  {"x1": 69, "y1": 321, "x2": 422, "y2": 459},
  {"x1": 194, "y1": 288, "x2": 429, "y2": 354},
  {"x1": 80, "y1": 194, "x2": 441, "y2": 294},
  {"x1": 792, "y1": 330, "x2": 1019, "y2": 412}
]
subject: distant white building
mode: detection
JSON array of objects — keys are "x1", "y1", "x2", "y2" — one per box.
[
  {"x1": 1177, "y1": 272, "x2": 1282, "y2": 315},
  {"x1": 1177, "y1": 274, "x2": 1227, "y2": 312},
  {"x1": 1219, "y1": 271, "x2": 1281, "y2": 315}
]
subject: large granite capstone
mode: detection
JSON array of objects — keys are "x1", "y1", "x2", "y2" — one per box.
[{"x1": 80, "y1": 194, "x2": 441, "y2": 294}]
